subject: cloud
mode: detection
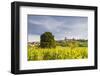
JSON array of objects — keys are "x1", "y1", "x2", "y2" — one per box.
[
  {"x1": 28, "y1": 15, "x2": 88, "y2": 42},
  {"x1": 28, "y1": 34, "x2": 40, "y2": 42}
]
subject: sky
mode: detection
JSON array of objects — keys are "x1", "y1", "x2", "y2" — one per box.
[{"x1": 28, "y1": 15, "x2": 88, "y2": 42}]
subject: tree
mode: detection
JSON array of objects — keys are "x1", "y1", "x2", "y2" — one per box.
[{"x1": 40, "y1": 32, "x2": 56, "y2": 48}]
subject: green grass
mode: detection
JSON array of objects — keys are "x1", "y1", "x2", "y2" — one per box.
[{"x1": 28, "y1": 45, "x2": 88, "y2": 61}]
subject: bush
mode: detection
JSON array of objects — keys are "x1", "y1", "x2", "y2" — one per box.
[
  {"x1": 40, "y1": 32, "x2": 56, "y2": 48},
  {"x1": 67, "y1": 40, "x2": 79, "y2": 49}
]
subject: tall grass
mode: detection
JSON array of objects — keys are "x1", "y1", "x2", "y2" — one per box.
[{"x1": 28, "y1": 45, "x2": 88, "y2": 61}]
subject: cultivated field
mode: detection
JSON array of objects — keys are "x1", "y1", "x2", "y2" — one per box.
[{"x1": 28, "y1": 45, "x2": 88, "y2": 61}]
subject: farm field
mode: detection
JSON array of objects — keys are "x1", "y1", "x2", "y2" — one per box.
[{"x1": 28, "y1": 45, "x2": 88, "y2": 61}]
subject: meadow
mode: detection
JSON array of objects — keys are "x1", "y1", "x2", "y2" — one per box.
[{"x1": 28, "y1": 45, "x2": 88, "y2": 61}]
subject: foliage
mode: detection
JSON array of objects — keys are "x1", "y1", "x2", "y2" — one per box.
[
  {"x1": 67, "y1": 40, "x2": 79, "y2": 50},
  {"x1": 28, "y1": 45, "x2": 88, "y2": 61},
  {"x1": 56, "y1": 41, "x2": 67, "y2": 47},
  {"x1": 56, "y1": 40, "x2": 88, "y2": 47},
  {"x1": 28, "y1": 33, "x2": 88, "y2": 61},
  {"x1": 40, "y1": 32, "x2": 56, "y2": 48}
]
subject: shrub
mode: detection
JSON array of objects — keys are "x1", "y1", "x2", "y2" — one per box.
[{"x1": 67, "y1": 40, "x2": 79, "y2": 49}]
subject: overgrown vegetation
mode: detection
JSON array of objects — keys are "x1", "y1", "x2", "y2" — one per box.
[
  {"x1": 28, "y1": 46, "x2": 88, "y2": 61},
  {"x1": 28, "y1": 32, "x2": 88, "y2": 61}
]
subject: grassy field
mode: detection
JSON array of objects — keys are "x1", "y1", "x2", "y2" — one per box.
[{"x1": 28, "y1": 45, "x2": 88, "y2": 61}]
